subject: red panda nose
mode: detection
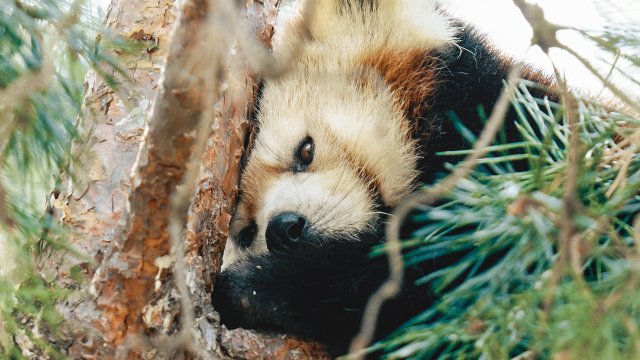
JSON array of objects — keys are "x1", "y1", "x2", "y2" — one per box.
[{"x1": 266, "y1": 212, "x2": 307, "y2": 252}]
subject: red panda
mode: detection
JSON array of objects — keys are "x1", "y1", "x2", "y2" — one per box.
[{"x1": 212, "y1": 0, "x2": 553, "y2": 354}]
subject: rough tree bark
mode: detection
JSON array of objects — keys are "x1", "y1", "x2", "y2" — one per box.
[{"x1": 48, "y1": 0, "x2": 331, "y2": 358}]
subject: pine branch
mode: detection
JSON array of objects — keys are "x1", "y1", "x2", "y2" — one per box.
[{"x1": 379, "y1": 82, "x2": 640, "y2": 359}]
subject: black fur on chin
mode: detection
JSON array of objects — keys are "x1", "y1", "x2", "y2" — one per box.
[{"x1": 212, "y1": 219, "x2": 433, "y2": 355}]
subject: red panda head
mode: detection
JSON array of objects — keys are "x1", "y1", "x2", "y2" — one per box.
[{"x1": 223, "y1": 0, "x2": 456, "y2": 266}]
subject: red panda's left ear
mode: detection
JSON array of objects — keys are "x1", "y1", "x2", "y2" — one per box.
[
  {"x1": 377, "y1": 0, "x2": 457, "y2": 51},
  {"x1": 302, "y1": 0, "x2": 456, "y2": 52}
]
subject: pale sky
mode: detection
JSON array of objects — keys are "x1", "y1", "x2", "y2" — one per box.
[{"x1": 442, "y1": 0, "x2": 640, "y2": 94}]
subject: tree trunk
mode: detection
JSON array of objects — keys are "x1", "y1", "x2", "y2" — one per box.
[{"x1": 48, "y1": 0, "x2": 331, "y2": 358}]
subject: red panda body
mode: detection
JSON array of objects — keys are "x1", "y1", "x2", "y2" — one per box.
[{"x1": 213, "y1": 0, "x2": 552, "y2": 354}]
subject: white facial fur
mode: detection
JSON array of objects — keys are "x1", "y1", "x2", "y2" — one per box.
[{"x1": 222, "y1": 0, "x2": 454, "y2": 267}]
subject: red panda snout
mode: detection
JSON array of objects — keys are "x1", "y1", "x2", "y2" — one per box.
[{"x1": 265, "y1": 212, "x2": 309, "y2": 252}]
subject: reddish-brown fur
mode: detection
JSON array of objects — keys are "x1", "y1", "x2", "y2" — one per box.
[
  {"x1": 240, "y1": 162, "x2": 280, "y2": 219},
  {"x1": 360, "y1": 49, "x2": 438, "y2": 135}
]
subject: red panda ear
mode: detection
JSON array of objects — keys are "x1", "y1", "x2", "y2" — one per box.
[{"x1": 302, "y1": 0, "x2": 456, "y2": 52}]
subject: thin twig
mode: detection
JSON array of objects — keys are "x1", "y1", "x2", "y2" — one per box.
[
  {"x1": 513, "y1": 0, "x2": 640, "y2": 115},
  {"x1": 605, "y1": 149, "x2": 633, "y2": 197},
  {"x1": 596, "y1": 50, "x2": 621, "y2": 98},
  {"x1": 169, "y1": 106, "x2": 216, "y2": 360},
  {"x1": 348, "y1": 64, "x2": 524, "y2": 358},
  {"x1": 232, "y1": 0, "x2": 311, "y2": 78},
  {"x1": 164, "y1": 0, "x2": 233, "y2": 357},
  {"x1": 562, "y1": 46, "x2": 640, "y2": 114},
  {"x1": 511, "y1": 0, "x2": 562, "y2": 52},
  {"x1": 560, "y1": 87, "x2": 581, "y2": 274},
  {"x1": 512, "y1": 0, "x2": 600, "y2": 314},
  {"x1": 541, "y1": 60, "x2": 590, "y2": 316}
]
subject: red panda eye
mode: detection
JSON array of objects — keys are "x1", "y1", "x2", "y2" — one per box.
[{"x1": 297, "y1": 137, "x2": 314, "y2": 166}]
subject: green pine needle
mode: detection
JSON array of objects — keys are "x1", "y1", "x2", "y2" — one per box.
[{"x1": 377, "y1": 84, "x2": 640, "y2": 360}]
